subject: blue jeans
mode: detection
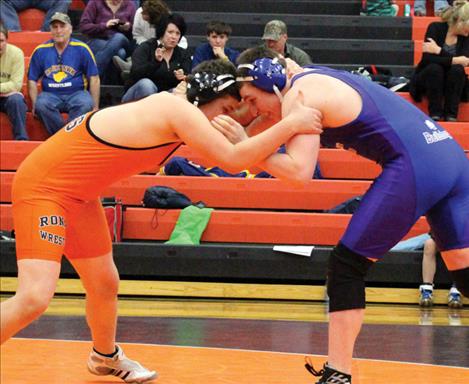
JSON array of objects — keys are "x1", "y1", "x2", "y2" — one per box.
[
  {"x1": 1, "y1": 0, "x2": 71, "y2": 32},
  {"x1": 87, "y1": 33, "x2": 130, "y2": 78},
  {"x1": 34, "y1": 90, "x2": 94, "y2": 135},
  {"x1": 122, "y1": 78, "x2": 158, "y2": 103},
  {"x1": 414, "y1": 0, "x2": 449, "y2": 14},
  {"x1": 0, "y1": 94, "x2": 28, "y2": 140}
]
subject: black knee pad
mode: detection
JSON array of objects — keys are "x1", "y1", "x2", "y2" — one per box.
[
  {"x1": 327, "y1": 243, "x2": 374, "y2": 312},
  {"x1": 451, "y1": 268, "x2": 469, "y2": 298}
]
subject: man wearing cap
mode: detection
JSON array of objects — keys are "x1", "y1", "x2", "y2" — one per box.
[
  {"x1": 261, "y1": 19, "x2": 312, "y2": 67},
  {"x1": 0, "y1": 0, "x2": 71, "y2": 32},
  {"x1": 27, "y1": 12, "x2": 100, "y2": 136}
]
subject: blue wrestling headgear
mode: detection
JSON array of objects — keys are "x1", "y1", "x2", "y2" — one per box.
[
  {"x1": 186, "y1": 72, "x2": 237, "y2": 106},
  {"x1": 237, "y1": 57, "x2": 286, "y2": 100}
]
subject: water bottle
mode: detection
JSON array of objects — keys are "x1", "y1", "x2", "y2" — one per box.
[{"x1": 404, "y1": 3, "x2": 411, "y2": 17}]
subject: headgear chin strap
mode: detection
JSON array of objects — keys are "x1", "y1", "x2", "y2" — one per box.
[
  {"x1": 237, "y1": 57, "x2": 286, "y2": 101},
  {"x1": 187, "y1": 72, "x2": 236, "y2": 106}
]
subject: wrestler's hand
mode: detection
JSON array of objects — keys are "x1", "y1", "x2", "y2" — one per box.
[
  {"x1": 211, "y1": 115, "x2": 248, "y2": 144},
  {"x1": 287, "y1": 91, "x2": 323, "y2": 134}
]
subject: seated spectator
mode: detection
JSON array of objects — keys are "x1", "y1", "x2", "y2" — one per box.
[
  {"x1": 114, "y1": 0, "x2": 188, "y2": 74},
  {"x1": 121, "y1": 13, "x2": 190, "y2": 102},
  {"x1": 191, "y1": 21, "x2": 239, "y2": 70},
  {"x1": 28, "y1": 13, "x2": 100, "y2": 136},
  {"x1": 79, "y1": 0, "x2": 136, "y2": 83},
  {"x1": 414, "y1": 0, "x2": 450, "y2": 16},
  {"x1": 0, "y1": 23, "x2": 28, "y2": 140},
  {"x1": 261, "y1": 20, "x2": 312, "y2": 66},
  {"x1": 409, "y1": 1, "x2": 469, "y2": 122},
  {"x1": 0, "y1": 0, "x2": 71, "y2": 32}
]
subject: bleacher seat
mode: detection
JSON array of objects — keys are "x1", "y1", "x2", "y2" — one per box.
[{"x1": 18, "y1": 8, "x2": 45, "y2": 31}]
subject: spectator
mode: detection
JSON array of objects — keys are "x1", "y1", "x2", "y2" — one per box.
[
  {"x1": 0, "y1": 23, "x2": 28, "y2": 140},
  {"x1": 391, "y1": 232, "x2": 464, "y2": 308},
  {"x1": 121, "y1": 13, "x2": 190, "y2": 102},
  {"x1": 409, "y1": 0, "x2": 469, "y2": 122},
  {"x1": 261, "y1": 20, "x2": 312, "y2": 66},
  {"x1": 414, "y1": 0, "x2": 450, "y2": 16},
  {"x1": 0, "y1": 0, "x2": 71, "y2": 32},
  {"x1": 113, "y1": 0, "x2": 188, "y2": 75},
  {"x1": 28, "y1": 13, "x2": 100, "y2": 136},
  {"x1": 418, "y1": 237, "x2": 463, "y2": 308},
  {"x1": 191, "y1": 21, "x2": 239, "y2": 70},
  {"x1": 362, "y1": 0, "x2": 399, "y2": 16},
  {"x1": 84, "y1": 0, "x2": 140, "y2": 6},
  {"x1": 79, "y1": 0, "x2": 136, "y2": 83}
]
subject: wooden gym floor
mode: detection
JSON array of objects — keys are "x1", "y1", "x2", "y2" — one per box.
[{"x1": 1, "y1": 293, "x2": 468, "y2": 384}]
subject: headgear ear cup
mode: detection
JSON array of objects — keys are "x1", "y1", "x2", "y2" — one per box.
[
  {"x1": 187, "y1": 72, "x2": 236, "y2": 106},
  {"x1": 238, "y1": 57, "x2": 287, "y2": 93}
]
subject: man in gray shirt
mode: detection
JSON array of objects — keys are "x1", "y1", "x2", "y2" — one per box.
[{"x1": 261, "y1": 20, "x2": 312, "y2": 66}]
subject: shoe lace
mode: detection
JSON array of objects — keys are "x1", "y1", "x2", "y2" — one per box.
[{"x1": 304, "y1": 357, "x2": 325, "y2": 376}]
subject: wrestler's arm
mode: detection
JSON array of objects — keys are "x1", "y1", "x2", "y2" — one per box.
[
  {"x1": 166, "y1": 93, "x2": 317, "y2": 173},
  {"x1": 255, "y1": 88, "x2": 323, "y2": 184}
]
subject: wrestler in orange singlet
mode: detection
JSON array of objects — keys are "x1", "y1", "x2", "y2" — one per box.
[{"x1": 0, "y1": 60, "x2": 323, "y2": 383}]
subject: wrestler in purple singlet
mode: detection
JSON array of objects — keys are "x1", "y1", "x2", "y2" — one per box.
[{"x1": 292, "y1": 66, "x2": 469, "y2": 259}]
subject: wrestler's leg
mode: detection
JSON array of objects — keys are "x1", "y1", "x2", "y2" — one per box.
[
  {"x1": 1, "y1": 199, "x2": 66, "y2": 344},
  {"x1": 64, "y1": 199, "x2": 117, "y2": 354},
  {"x1": 65, "y1": 199, "x2": 156, "y2": 382},
  {"x1": 323, "y1": 160, "x2": 418, "y2": 378},
  {"x1": 68, "y1": 252, "x2": 119, "y2": 354},
  {"x1": 1, "y1": 259, "x2": 60, "y2": 344}
]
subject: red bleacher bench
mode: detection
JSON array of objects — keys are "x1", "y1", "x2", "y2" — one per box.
[
  {"x1": 18, "y1": 8, "x2": 45, "y2": 31},
  {"x1": 398, "y1": 92, "x2": 469, "y2": 122},
  {"x1": 0, "y1": 171, "x2": 373, "y2": 211},
  {"x1": 0, "y1": 203, "x2": 430, "y2": 245}
]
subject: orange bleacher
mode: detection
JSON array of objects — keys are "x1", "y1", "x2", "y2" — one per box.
[
  {"x1": 0, "y1": 171, "x2": 373, "y2": 210},
  {"x1": 9, "y1": 32, "x2": 49, "y2": 56},
  {"x1": 398, "y1": 93, "x2": 469, "y2": 122},
  {"x1": 17, "y1": 8, "x2": 45, "y2": 31},
  {"x1": 0, "y1": 203, "x2": 430, "y2": 245}
]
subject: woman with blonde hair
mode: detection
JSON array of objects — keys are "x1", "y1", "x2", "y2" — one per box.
[{"x1": 410, "y1": 0, "x2": 469, "y2": 121}]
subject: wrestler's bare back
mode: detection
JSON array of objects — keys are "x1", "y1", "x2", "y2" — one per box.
[{"x1": 89, "y1": 92, "x2": 200, "y2": 148}]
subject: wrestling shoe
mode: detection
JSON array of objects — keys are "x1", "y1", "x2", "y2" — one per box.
[
  {"x1": 305, "y1": 358, "x2": 351, "y2": 384},
  {"x1": 87, "y1": 345, "x2": 157, "y2": 383},
  {"x1": 419, "y1": 284, "x2": 434, "y2": 307},
  {"x1": 448, "y1": 286, "x2": 463, "y2": 309}
]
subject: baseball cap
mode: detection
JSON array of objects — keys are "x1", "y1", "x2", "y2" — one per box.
[
  {"x1": 49, "y1": 12, "x2": 71, "y2": 25},
  {"x1": 262, "y1": 20, "x2": 287, "y2": 41}
]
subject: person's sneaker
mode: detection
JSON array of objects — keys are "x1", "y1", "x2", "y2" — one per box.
[
  {"x1": 419, "y1": 284, "x2": 434, "y2": 307},
  {"x1": 305, "y1": 359, "x2": 351, "y2": 384},
  {"x1": 448, "y1": 286, "x2": 463, "y2": 309},
  {"x1": 445, "y1": 115, "x2": 457, "y2": 122},
  {"x1": 87, "y1": 345, "x2": 157, "y2": 383},
  {"x1": 113, "y1": 55, "x2": 132, "y2": 72}
]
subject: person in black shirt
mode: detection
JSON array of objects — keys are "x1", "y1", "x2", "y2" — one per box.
[{"x1": 122, "y1": 13, "x2": 191, "y2": 102}]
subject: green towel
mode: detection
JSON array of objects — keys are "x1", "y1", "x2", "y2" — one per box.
[{"x1": 165, "y1": 205, "x2": 214, "y2": 245}]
